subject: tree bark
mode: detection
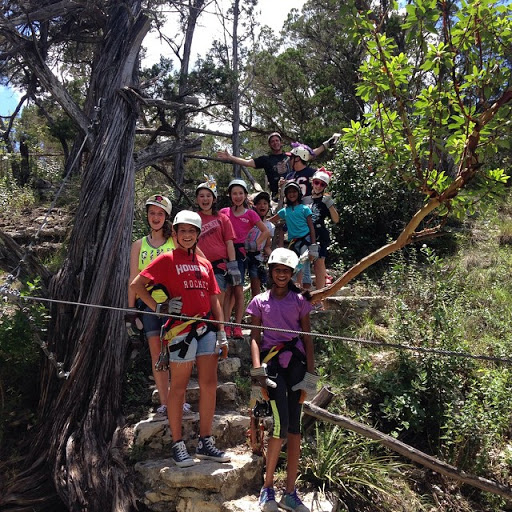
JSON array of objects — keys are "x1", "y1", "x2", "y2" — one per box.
[{"x1": 0, "y1": 2, "x2": 150, "y2": 510}]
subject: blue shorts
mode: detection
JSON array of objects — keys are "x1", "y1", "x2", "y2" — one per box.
[
  {"x1": 167, "y1": 329, "x2": 217, "y2": 363},
  {"x1": 228, "y1": 257, "x2": 248, "y2": 287},
  {"x1": 137, "y1": 299, "x2": 164, "y2": 338},
  {"x1": 214, "y1": 271, "x2": 228, "y2": 292}
]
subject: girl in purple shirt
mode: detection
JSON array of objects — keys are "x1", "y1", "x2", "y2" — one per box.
[{"x1": 246, "y1": 248, "x2": 318, "y2": 512}]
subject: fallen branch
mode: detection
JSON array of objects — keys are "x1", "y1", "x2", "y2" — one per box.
[{"x1": 303, "y1": 402, "x2": 512, "y2": 500}]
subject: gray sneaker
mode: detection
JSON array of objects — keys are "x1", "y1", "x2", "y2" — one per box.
[
  {"x1": 258, "y1": 486, "x2": 278, "y2": 511},
  {"x1": 279, "y1": 489, "x2": 310, "y2": 512},
  {"x1": 171, "y1": 440, "x2": 195, "y2": 468},
  {"x1": 196, "y1": 435, "x2": 231, "y2": 462}
]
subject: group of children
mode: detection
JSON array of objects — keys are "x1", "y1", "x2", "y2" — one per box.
[{"x1": 126, "y1": 155, "x2": 338, "y2": 512}]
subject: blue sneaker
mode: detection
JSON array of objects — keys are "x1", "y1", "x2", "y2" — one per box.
[
  {"x1": 196, "y1": 435, "x2": 231, "y2": 462},
  {"x1": 258, "y1": 486, "x2": 278, "y2": 511},
  {"x1": 171, "y1": 440, "x2": 194, "y2": 468},
  {"x1": 279, "y1": 489, "x2": 309, "y2": 512}
]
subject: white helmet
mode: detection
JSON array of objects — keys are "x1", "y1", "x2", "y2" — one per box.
[
  {"x1": 268, "y1": 248, "x2": 299, "y2": 270},
  {"x1": 196, "y1": 181, "x2": 218, "y2": 199},
  {"x1": 173, "y1": 210, "x2": 202, "y2": 232},
  {"x1": 227, "y1": 178, "x2": 249, "y2": 194},
  {"x1": 312, "y1": 167, "x2": 332, "y2": 186},
  {"x1": 267, "y1": 132, "x2": 282, "y2": 143},
  {"x1": 146, "y1": 194, "x2": 172, "y2": 216},
  {"x1": 288, "y1": 145, "x2": 312, "y2": 163}
]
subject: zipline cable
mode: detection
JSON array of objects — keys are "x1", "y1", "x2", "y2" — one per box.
[{"x1": 3, "y1": 290, "x2": 512, "y2": 367}]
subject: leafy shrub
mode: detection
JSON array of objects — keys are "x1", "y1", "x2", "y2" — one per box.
[
  {"x1": 300, "y1": 423, "x2": 423, "y2": 511},
  {"x1": 327, "y1": 145, "x2": 424, "y2": 267}
]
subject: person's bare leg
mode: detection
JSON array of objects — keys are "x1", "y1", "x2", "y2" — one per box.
[
  {"x1": 285, "y1": 433, "x2": 301, "y2": 493},
  {"x1": 147, "y1": 334, "x2": 169, "y2": 406},
  {"x1": 196, "y1": 354, "x2": 218, "y2": 437},
  {"x1": 263, "y1": 437, "x2": 283, "y2": 488},
  {"x1": 167, "y1": 361, "x2": 193, "y2": 441}
]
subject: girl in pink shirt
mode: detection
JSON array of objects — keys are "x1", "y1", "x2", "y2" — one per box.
[{"x1": 220, "y1": 179, "x2": 269, "y2": 339}]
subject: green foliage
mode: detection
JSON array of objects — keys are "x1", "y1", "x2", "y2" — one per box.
[
  {"x1": 0, "y1": 281, "x2": 47, "y2": 455},
  {"x1": 241, "y1": 0, "x2": 364, "y2": 144},
  {"x1": 342, "y1": 0, "x2": 512, "y2": 221},
  {"x1": 327, "y1": 144, "x2": 424, "y2": 265},
  {"x1": 301, "y1": 424, "x2": 422, "y2": 511}
]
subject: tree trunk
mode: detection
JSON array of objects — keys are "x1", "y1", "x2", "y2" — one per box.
[
  {"x1": 231, "y1": 0, "x2": 241, "y2": 178},
  {"x1": 0, "y1": 2, "x2": 150, "y2": 511},
  {"x1": 173, "y1": 0, "x2": 206, "y2": 185}
]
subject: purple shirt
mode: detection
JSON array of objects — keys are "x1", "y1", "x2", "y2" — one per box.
[{"x1": 246, "y1": 290, "x2": 313, "y2": 367}]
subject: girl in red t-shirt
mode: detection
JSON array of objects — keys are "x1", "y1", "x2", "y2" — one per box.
[{"x1": 195, "y1": 179, "x2": 238, "y2": 310}]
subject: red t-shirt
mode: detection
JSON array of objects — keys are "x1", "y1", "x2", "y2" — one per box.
[
  {"x1": 197, "y1": 212, "x2": 236, "y2": 269},
  {"x1": 140, "y1": 249, "x2": 220, "y2": 332}
]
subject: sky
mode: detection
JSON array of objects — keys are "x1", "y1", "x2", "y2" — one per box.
[
  {"x1": 0, "y1": 1, "x2": 305, "y2": 117},
  {"x1": 142, "y1": 0, "x2": 304, "y2": 67}
]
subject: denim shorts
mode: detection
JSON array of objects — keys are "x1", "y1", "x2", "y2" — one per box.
[
  {"x1": 167, "y1": 329, "x2": 217, "y2": 363},
  {"x1": 214, "y1": 271, "x2": 228, "y2": 292},
  {"x1": 228, "y1": 257, "x2": 248, "y2": 287},
  {"x1": 137, "y1": 299, "x2": 164, "y2": 338}
]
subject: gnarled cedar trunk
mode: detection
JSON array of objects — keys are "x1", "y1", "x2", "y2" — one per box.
[{"x1": 0, "y1": 2, "x2": 150, "y2": 511}]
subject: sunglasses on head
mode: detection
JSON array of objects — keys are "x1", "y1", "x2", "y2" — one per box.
[{"x1": 312, "y1": 180, "x2": 327, "y2": 187}]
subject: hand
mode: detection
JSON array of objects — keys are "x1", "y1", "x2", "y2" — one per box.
[
  {"x1": 216, "y1": 330, "x2": 228, "y2": 359},
  {"x1": 244, "y1": 240, "x2": 258, "y2": 252},
  {"x1": 125, "y1": 308, "x2": 143, "y2": 336},
  {"x1": 322, "y1": 195, "x2": 335, "y2": 209},
  {"x1": 155, "y1": 296, "x2": 182, "y2": 317},
  {"x1": 322, "y1": 133, "x2": 341, "y2": 149},
  {"x1": 291, "y1": 371, "x2": 320, "y2": 403},
  {"x1": 217, "y1": 149, "x2": 231, "y2": 161},
  {"x1": 226, "y1": 260, "x2": 241, "y2": 286},
  {"x1": 250, "y1": 365, "x2": 277, "y2": 390},
  {"x1": 309, "y1": 243, "x2": 319, "y2": 261}
]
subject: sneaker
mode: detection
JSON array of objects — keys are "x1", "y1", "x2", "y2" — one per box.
[
  {"x1": 258, "y1": 486, "x2": 278, "y2": 512},
  {"x1": 225, "y1": 325, "x2": 232, "y2": 338},
  {"x1": 156, "y1": 404, "x2": 167, "y2": 416},
  {"x1": 279, "y1": 489, "x2": 309, "y2": 512},
  {"x1": 196, "y1": 435, "x2": 231, "y2": 462},
  {"x1": 232, "y1": 326, "x2": 244, "y2": 339},
  {"x1": 171, "y1": 440, "x2": 195, "y2": 468}
]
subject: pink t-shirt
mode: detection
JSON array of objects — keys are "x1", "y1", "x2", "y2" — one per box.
[
  {"x1": 220, "y1": 207, "x2": 261, "y2": 245},
  {"x1": 246, "y1": 289, "x2": 312, "y2": 367},
  {"x1": 197, "y1": 212, "x2": 236, "y2": 270}
]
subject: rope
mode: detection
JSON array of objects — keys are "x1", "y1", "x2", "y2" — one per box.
[{"x1": 3, "y1": 290, "x2": 512, "y2": 366}]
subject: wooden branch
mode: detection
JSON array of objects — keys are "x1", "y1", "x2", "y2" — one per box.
[
  {"x1": 151, "y1": 164, "x2": 196, "y2": 207},
  {"x1": 133, "y1": 138, "x2": 202, "y2": 171},
  {"x1": 188, "y1": 126, "x2": 233, "y2": 138},
  {"x1": 311, "y1": 197, "x2": 441, "y2": 302},
  {"x1": 303, "y1": 402, "x2": 512, "y2": 500},
  {"x1": 0, "y1": 231, "x2": 52, "y2": 290},
  {"x1": 123, "y1": 87, "x2": 200, "y2": 109}
]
